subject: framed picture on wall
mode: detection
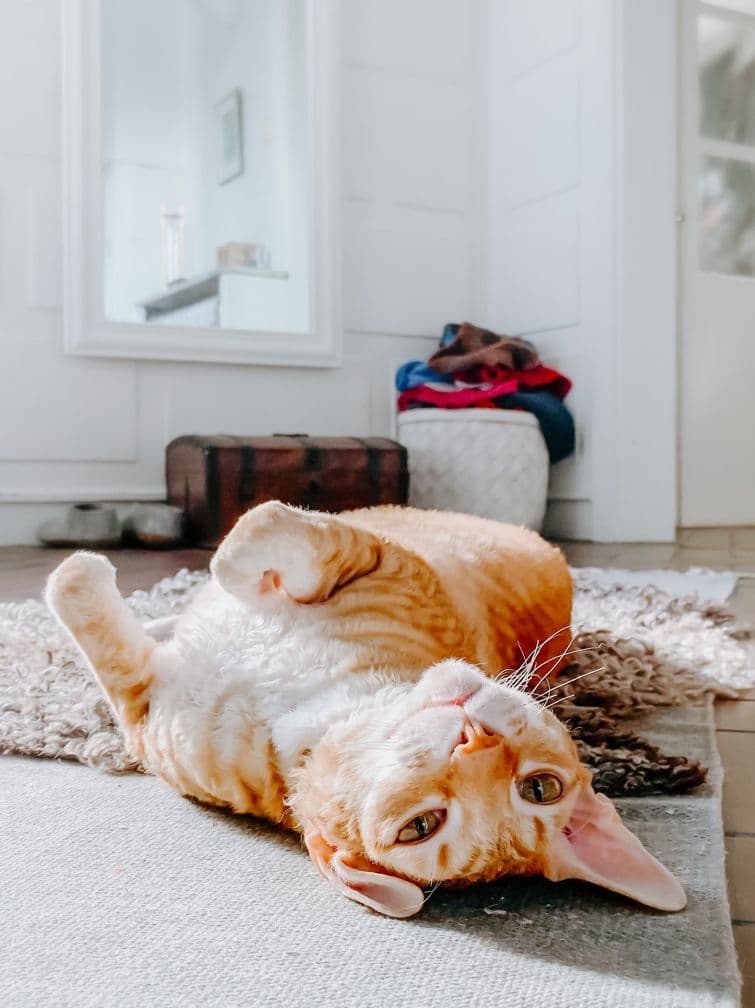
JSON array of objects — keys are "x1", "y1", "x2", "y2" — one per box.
[{"x1": 216, "y1": 89, "x2": 244, "y2": 184}]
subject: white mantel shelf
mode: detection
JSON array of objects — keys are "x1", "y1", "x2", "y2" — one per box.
[{"x1": 138, "y1": 266, "x2": 290, "y2": 319}]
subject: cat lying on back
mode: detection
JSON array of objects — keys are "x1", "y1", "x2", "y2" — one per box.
[{"x1": 46, "y1": 502, "x2": 685, "y2": 918}]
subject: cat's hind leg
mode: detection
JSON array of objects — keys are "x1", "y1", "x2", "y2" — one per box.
[
  {"x1": 211, "y1": 500, "x2": 382, "y2": 605},
  {"x1": 46, "y1": 552, "x2": 157, "y2": 729}
]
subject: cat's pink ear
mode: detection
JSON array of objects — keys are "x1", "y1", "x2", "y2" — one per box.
[
  {"x1": 305, "y1": 833, "x2": 425, "y2": 918},
  {"x1": 544, "y1": 784, "x2": 686, "y2": 911}
]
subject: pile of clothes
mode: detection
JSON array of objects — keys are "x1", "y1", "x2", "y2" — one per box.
[{"x1": 397, "y1": 322, "x2": 575, "y2": 463}]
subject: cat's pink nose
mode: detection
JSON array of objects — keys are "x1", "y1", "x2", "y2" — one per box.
[{"x1": 454, "y1": 720, "x2": 500, "y2": 756}]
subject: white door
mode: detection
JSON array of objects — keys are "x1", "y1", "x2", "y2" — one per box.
[{"x1": 680, "y1": 0, "x2": 755, "y2": 525}]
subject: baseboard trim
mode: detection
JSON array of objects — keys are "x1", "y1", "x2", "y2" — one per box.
[
  {"x1": 543, "y1": 498, "x2": 593, "y2": 541},
  {"x1": 0, "y1": 488, "x2": 165, "y2": 504}
]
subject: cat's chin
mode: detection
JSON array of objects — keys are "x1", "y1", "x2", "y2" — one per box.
[{"x1": 410, "y1": 659, "x2": 547, "y2": 739}]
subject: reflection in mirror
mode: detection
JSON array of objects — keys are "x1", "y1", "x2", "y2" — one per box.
[{"x1": 101, "y1": 0, "x2": 309, "y2": 333}]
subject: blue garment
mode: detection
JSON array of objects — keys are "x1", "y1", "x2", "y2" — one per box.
[
  {"x1": 493, "y1": 390, "x2": 575, "y2": 464},
  {"x1": 395, "y1": 360, "x2": 453, "y2": 393}
]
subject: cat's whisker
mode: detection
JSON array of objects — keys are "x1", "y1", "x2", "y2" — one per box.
[
  {"x1": 550, "y1": 665, "x2": 607, "y2": 693},
  {"x1": 531, "y1": 642, "x2": 601, "y2": 678},
  {"x1": 421, "y1": 879, "x2": 443, "y2": 906},
  {"x1": 543, "y1": 667, "x2": 608, "y2": 711},
  {"x1": 515, "y1": 641, "x2": 533, "y2": 683},
  {"x1": 547, "y1": 696, "x2": 572, "y2": 709},
  {"x1": 544, "y1": 692, "x2": 573, "y2": 710},
  {"x1": 512, "y1": 629, "x2": 577, "y2": 686},
  {"x1": 518, "y1": 622, "x2": 582, "y2": 675},
  {"x1": 528, "y1": 641, "x2": 604, "y2": 689},
  {"x1": 526, "y1": 639, "x2": 598, "y2": 688},
  {"x1": 524, "y1": 622, "x2": 574, "y2": 653},
  {"x1": 499, "y1": 630, "x2": 579, "y2": 692},
  {"x1": 499, "y1": 662, "x2": 535, "y2": 691},
  {"x1": 526, "y1": 644, "x2": 604, "y2": 702},
  {"x1": 494, "y1": 667, "x2": 519, "y2": 684},
  {"x1": 532, "y1": 668, "x2": 599, "y2": 707}
]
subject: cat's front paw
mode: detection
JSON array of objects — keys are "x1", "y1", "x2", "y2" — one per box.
[
  {"x1": 211, "y1": 501, "x2": 324, "y2": 603},
  {"x1": 45, "y1": 551, "x2": 116, "y2": 620}
]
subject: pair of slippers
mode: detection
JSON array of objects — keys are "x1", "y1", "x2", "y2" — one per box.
[{"x1": 38, "y1": 503, "x2": 184, "y2": 549}]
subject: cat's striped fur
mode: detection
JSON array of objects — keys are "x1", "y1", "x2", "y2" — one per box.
[{"x1": 46, "y1": 502, "x2": 685, "y2": 918}]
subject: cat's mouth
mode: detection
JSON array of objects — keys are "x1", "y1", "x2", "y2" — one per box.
[
  {"x1": 388, "y1": 683, "x2": 485, "y2": 741},
  {"x1": 428, "y1": 685, "x2": 482, "y2": 710}
]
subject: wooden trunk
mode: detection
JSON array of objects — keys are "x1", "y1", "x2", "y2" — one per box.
[{"x1": 166, "y1": 434, "x2": 409, "y2": 548}]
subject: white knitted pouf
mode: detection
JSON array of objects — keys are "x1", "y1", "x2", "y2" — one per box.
[{"x1": 397, "y1": 408, "x2": 549, "y2": 530}]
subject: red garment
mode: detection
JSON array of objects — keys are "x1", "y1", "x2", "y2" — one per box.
[{"x1": 397, "y1": 364, "x2": 571, "y2": 412}]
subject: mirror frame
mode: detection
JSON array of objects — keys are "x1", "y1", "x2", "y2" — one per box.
[{"x1": 61, "y1": 0, "x2": 341, "y2": 367}]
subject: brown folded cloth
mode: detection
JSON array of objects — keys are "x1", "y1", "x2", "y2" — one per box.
[{"x1": 428, "y1": 322, "x2": 540, "y2": 375}]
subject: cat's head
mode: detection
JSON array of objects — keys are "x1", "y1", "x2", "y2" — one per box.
[{"x1": 293, "y1": 659, "x2": 686, "y2": 918}]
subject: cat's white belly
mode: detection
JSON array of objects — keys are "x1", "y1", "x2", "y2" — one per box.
[
  {"x1": 165, "y1": 581, "x2": 382, "y2": 714},
  {"x1": 139, "y1": 581, "x2": 416, "y2": 815}
]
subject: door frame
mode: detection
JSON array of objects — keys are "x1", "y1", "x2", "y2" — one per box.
[
  {"x1": 677, "y1": 0, "x2": 755, "y2": 526},
  {"x1": 589, "y1": 0, "x2": 679, "y2": 542}
]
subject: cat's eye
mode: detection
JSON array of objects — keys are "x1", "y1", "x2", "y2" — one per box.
[
  {"x1": 518, "y1": 772, "x2": 563, "y2": 804},
  {"x1": 395, "y1": 809, "x2": 446, "y2": 844}
]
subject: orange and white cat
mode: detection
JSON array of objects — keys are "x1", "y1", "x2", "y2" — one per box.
[{"x1": 46, "y1": 502, "x2": 685, "y2": 918}]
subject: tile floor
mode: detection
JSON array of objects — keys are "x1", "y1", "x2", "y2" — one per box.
[{"x1": 1, "y1": 532, "x2": 754, "y2": 1005}]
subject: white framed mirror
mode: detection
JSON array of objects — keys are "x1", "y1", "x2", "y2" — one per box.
[{"x1": 61, "y1": 0, "x2": 340, "y2": 366}]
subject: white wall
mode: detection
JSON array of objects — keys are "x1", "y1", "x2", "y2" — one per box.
[
  {"x1": 0, "y1": 0, "x2": 676, "y2": 545},
  {"x1": 0, "y1": 0, "x2": 482, "y2": 544},
  {"x1": 341, "y1": 0, "x2": 487, "y2": 337},
  {"x1": 484, "y1": 0, "x2": 591, "y2": 539},
  {"x1": 484, "y1": 0, "x2": 677, "y2": 542}
]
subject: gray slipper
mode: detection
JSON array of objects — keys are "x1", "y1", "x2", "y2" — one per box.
[
  {"x1": 122, "y1": 503, "x2": 184, "y2": 548},
  {"x1": 37, "y1": 503, "x2": 122, "y2": 548}
]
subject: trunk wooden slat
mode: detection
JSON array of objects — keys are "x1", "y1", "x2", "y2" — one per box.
[{"x1": 166, "y1": 435, "x2": 409, "y2": 547}]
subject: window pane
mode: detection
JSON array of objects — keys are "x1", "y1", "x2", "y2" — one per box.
[
  {"x1": 699, "y1": 155, "x2": 755, "y2": 275},
  {"x1": 703, "y1": 0, "x2": 755, "y2": 15},
  {"x1": 699, "y1": 15, "x2": 755, "y2": 145}
]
